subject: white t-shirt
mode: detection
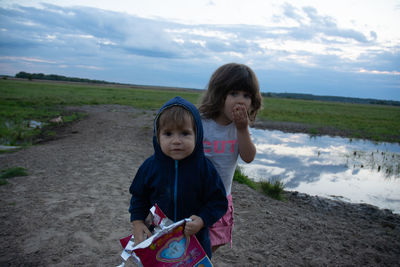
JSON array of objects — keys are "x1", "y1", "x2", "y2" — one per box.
[{"x1": 202, "y1": 119, "x2": 238, "y2": 195}]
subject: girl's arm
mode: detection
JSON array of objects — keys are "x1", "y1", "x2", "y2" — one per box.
[
  {"x1": 237, "y1": 127, "x2": 256, "y2": 163},
  {"x1": 233, "y1": 104, "x2": 256, "y2": 163}
]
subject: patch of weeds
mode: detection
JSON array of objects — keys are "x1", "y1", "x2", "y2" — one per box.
[
  {"x1": 353, "y1": 132, "x2": 363, "y2": 139},
  {"x1": 0, "y1": 146, "x2": 21, "y2": 154},
  {"x1": 0, "y1": 167, "x2": 28, "y2": 179},
  {"x1": 233, "y1": 167, "x2": 286, "y2": 200},
  {"x1": 233, "y1": 167, "x2": 257, "y2": 190},
  {"x1": 309, "y1": 128, "x2": 319, "y2": 135},
  {"x1": 0, "y1": 119, "x2": 41, "y2": 146},
  {"x1": 0, "y1": 167, "x2": 28, "y2": 186},
  {"x1": 45, "y1": 131, "x2": 56, "y2": 137},
  {"x1": 260, "y1": 180, "x2": 286, "y2": 201},
  {"x1": 62, "y1": 112, "x2": 87, "y2": 123}
]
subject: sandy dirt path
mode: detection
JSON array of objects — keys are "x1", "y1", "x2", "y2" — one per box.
[{"x1": 1, "y1": 105, "x2": 399, "y2": 266}]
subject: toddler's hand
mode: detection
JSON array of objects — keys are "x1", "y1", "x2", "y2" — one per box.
[
  {"x1": 184, "y1": 215, "x2": 204, "y2": 237},
  {"x1": 144, "y1": 212, "x2": 153, "y2": 227},
  {"x1": 232, "y1": 104, "x2": 249, "y2": 130},
  {"x1": 132, "y1": 220, "x2": 152, "y2": 245}
]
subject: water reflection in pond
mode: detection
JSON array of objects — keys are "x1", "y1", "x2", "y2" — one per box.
[{"x1": 239, "y1": 128, "x2": 400, "y2": 214}]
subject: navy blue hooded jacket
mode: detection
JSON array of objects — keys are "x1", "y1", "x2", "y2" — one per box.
[{"x1": 129, "y1": 96, "x2": 228, "y2": 258}]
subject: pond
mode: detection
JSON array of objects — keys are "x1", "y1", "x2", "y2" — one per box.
[{"x1": 239, "y1": 128, "x2": 400, "y2": 214}]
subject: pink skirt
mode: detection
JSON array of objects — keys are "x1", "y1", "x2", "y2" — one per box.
[{"x1": 209, "y1": 194, "x2": 234, "y2": 247}]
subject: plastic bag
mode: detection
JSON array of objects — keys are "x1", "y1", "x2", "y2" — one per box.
[{"x1": 118, "y1": 204, "x2": 212, "y2": 267}]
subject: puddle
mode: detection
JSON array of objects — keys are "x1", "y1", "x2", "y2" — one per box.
[
  {"x1": 4, "y1": 120, "x2": 44, "y2": 129},
  {"x1": 28, "y1": 120, "x2": 43, "y2": 128},
  {"x1": 239, "y1": 128, "x2": 400, "y2": 214}
]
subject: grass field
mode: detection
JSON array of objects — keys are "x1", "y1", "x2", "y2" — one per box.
[
  {"x1": 1, "y1": 79, "x2": 399, "y2": 145},
  {"x1": 260, "y1": 97, "x2": 400, "y2": 142}
]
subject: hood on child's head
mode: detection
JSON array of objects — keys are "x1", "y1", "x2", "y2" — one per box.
[{"x1": 152, "y1": 96, "x2": 204, "y2": 160}]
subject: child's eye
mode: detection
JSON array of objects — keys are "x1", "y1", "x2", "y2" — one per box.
[
  {"x1": 163, "y1": 131, "x2": 172, "y2": 136},
  {"x1": 229, "y1": 91, "x2": 238, "y2": 96},
  {"x1": 244, "y1": 93, "x2": 251, "y2": 99},
  {"x1": 182, "y1": 131, "x2": 191, "y2": 136}
]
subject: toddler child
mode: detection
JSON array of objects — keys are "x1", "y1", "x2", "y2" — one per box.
[{"x1": 129, "y1": 96, "x2": 228, "y2": 259}]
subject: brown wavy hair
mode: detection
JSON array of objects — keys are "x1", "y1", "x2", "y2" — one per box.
[{"x1": 199, "y1": 63, "x2": 262, "y2": 123}]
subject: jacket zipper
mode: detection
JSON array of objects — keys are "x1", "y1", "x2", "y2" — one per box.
[{"x1": 174, "y1": 160, "x2": 178, "y2": 222}]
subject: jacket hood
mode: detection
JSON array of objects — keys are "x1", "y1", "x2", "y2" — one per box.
[{"x1": 153, "y1": 96, "x2": 204, "y2": 161}]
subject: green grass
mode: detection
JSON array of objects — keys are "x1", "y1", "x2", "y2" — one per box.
[
  {"x1": 1, "y1": 79, "x2": 399, "y2": 145},
  {"x1": 233, "y1": 167, "x2": 258, "y2": 190},
  {"x1": 233, "y1": 167, "x2": 285, "y2": 200},
  {"x1": 259, "y1": 97, "x2": 400, "y2": 143},
  {"x1": 0, "y1": 166, "x2": 28, "y2": 185},
  {"x1": 0, "y1": 80, "x2": 199, "y2": 145},
  {"x1": 260, "y1": 180, "x2": 286, "y2": 201},
  {"x1": 0, "y1": 166, "x2": 28, "y2": 178}
]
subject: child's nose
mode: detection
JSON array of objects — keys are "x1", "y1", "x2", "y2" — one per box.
[
  {"x1": 235, "y1": 97, "x2": 245, "y2": 106},
  {"x1": 172, "y1": 135, "x2": 182, "y2": 143},
  {"x1": 237, "y1": 94, "x2": 246, "y2": 103}
]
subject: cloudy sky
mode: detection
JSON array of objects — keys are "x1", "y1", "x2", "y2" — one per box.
[{"x1": 1, "y1": 0, "x2": 399, "y2": 101}]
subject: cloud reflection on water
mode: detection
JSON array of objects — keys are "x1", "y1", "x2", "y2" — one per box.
[{"x1": 239, "y1": 128, "x2": 400, "y2": 214}]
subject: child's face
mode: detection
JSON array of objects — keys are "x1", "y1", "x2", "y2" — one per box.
[
  {"x1": 159, "y1": 117, "x2": 195, "y2": 160},
  {"x1": 219, "y1": 90, "x2": 252, "y2": 124}
]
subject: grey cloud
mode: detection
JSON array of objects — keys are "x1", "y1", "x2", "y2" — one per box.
[
  {"x1": 122, "y1": 47, "x2": 179, "y2": 59},
  {"x1": 301, "y1": 6, "x2": 336, "y2": 28},
  {"x1": 357, "y1": 48, "x2": 400, "y2": 70},
  {"x1": 280, "y1": 3, "x2": 371, "y2": 43},
  {"x1": 282, "y1": 3, "x2": 302, "y2": 21},
  {"x1": 0, "y1": 4, "x2": 185, "y2": 59},
  {"x1": 370, "y1": 31, "x2": 377, "y2": 40}
]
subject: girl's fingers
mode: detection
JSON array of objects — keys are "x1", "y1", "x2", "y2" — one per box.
[
  {"x1": 234, "y1": 105, "x2": 247, "y2": 117},
  {"x1": 233, "y1": 107, "x2": 248, "y2": 121}
]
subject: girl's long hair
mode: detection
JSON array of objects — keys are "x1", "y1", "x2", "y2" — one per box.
[{"x1": 199, "y1": 63, "x2": 262, "y2": 123}]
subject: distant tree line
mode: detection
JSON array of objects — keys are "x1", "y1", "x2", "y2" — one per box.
[
  {"x1": 15, "y1": 71, "x2": 113, "y2": 84},
  {"x1": 262, "y1": 92, "x2": 400, "y2": 107}
]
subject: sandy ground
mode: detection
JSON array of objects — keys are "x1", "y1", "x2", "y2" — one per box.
[{"x1": 0, "y1": 105, "x2": 399, "y2": 266}]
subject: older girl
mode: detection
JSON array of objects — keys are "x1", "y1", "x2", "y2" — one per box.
[{"x1": 199, "y1": 63, "x2": 262, "y2": 252}]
